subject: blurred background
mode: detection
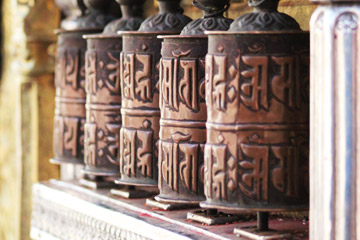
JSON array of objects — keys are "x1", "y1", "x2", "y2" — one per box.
[{"x1": 0, "y1": 0, "x2": 315, "y2": 239}]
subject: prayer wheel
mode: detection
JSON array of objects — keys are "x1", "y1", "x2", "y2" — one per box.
[
  {"x1": 82, "y1": 0, "x2": 145, "y2": 177},
  {"x1": 201, "y1": 0, "x2": 310, "y2": 211},
  {"x1": 51, "y1": 0, "x2": 117, "y2": 165},
  {"x1": 155, "y1": 0, "x2": 233, "y2": 203},
  {"x1": 116, "y1": 0, "x2": 192, "y2": 186}
]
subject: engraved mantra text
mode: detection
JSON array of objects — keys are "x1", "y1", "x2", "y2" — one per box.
[
  {"x1": 205, "y1": 139, "x2": 307, "y2": 202},
  {"x1": 206, "y1": 54, "x2": 306, "y2": 112},
  {"x1": 120, "y1": 128, "x2": 153, "y2": 178},
  {"x1": 160, "y1": 58, "x2": 205, "y2": 112},
  {"x1": 54, "y1": 116, "x2": 84, "y2": 157},
  {"x1": 85, "y1": 51, "x2": 121, "y2": 95},
  {"x1": 54, "y1": 49, "x2": 85, "y2": 158},
  {"x1": 84, "y1": 122, "x2": 121, "y2": 167},
  {"x1": 121, "y1": 53, "x2": 152, "y2": 102},
  {"x1": 159, "y1": 140, "x2": 204, "y2": 193},
  {"x1": 56, "y1": 49, "x2": 84, "y2": 91}
]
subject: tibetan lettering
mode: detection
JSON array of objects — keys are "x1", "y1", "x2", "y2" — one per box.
[
  {"x1": 272, "y1": 56, "x2": 301, "y2": 109},
  {"x1": 66, "y1": 50, "x2": 80, "y2": 90},
  {"x1": 121, "y1": 53, "x2": 152, "y2": 102},
  {"x1": 213, "y1": 56, "x2": 227, "y2": 111},
  {"x1": 238, "y1": 140, "x2": 307, "y2": 201},
  {"x1": 122, "y1": 53, "x2": 136, "y2": 99},
  {"x1": 179, "y1": 144, "x2": 199, "y2": 193},
  {"x1": 105, "y1": 52, "x2": 121, "y2": 95},
  {"x1": 212, "y1": 145, "x2": 227, "y2": 200},
  {"x1": 179, "y1": 60, "x2": 198, "y2": 111},
  {"x1": 239, "y1": 143, "x2": 269, "y2": 201},
  {"x1": 161, "y1": 59, "x2": 179, "y2": 110},
  {"x1": 160, "y1": 141, "x2": 202, "y2": 193},
  {"x1": 120, "y1": 128, "x2": 136, "y2": 177},
  {"x1": 120, "y1": 128, "x2": 154, "y2": 178},
  {"x1": 161, "y1": 142, "x2": 179, "y2": 191},
  {"x1": 137, "y1": 130, "x2": 153, "y2": 177},
  {"x1": 85, "y1": 52, "x2": 97, "y2": 95},
  {"x1": 240, "y1": 56, "x2": 269, "y2": 111},
  {"x1": 160, "y1": 58, "x2": 202, "y2": 111},
  {"x1": 105, "y1": 123, "x2": 121, "y2": 166},
  {"x1": 84, "y1": 123, "x2": 97, "y2": 166},
  {"x1": 135, "y1": 54, "x2": 152, "y2": 101}
]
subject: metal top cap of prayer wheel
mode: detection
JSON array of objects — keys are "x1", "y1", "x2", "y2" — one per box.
[
  {"x1": 137, "y1": 0, "x2": 192, "y2": 33},
  {"x1": 103, "y1": 0, "x2": 145, "y2": 34},
  {"x1": 229, "y1": 0, "x2": 301, "y2": 31},
  {"x1": 73, "y1": 0, "x2": 117, "y2": 29},
  {"x1": 55, "y1": 0, "x2": 87, "y2": 30},
  {"x1": 195, "y1": 0, "x2": 230, "y2": 9},
  {"x1": 84, "y1": 0, "x2": 112, "y2": 10},
  {"x1": 180, "y1": 0, "x2": 233, "y2": 35}
]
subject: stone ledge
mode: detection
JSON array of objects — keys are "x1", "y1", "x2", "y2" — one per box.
[{"x1": 31, "y1": 180, "x2": 309, "y2": 240}]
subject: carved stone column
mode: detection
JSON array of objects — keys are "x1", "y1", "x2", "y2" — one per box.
[{"x1": 310, "y1": 1, "x2": 360, "y2": 239}]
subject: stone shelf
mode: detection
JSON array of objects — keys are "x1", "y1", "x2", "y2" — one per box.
[{"x1": 31, "y1": 180, "x2": 309, "y2": 240}]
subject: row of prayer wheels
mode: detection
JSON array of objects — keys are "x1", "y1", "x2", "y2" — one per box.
[{"x1": 52, "y1": 0, "x2": 309, "y2": 233}]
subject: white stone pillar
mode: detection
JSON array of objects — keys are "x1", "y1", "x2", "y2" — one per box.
[{"x1": 310, "y1": 1, "x2": 360, "y2": 239}]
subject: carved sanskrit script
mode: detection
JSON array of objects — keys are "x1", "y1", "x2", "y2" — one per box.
[
  {"x1": 205, "y1": 144, "x2": 227, "y2": 200},
  {"x1": 205, "y1": 138, "x2": 308, "y2": 202},
  {"x1": 105, "y1": 52, "x2": 121, "y2": 95},
  {"x1": 271, "y1": 56, "x2": 302, "y2": 109},
  {"x1": 54, "y1": 116, "x2": 85, "y2": 157},
  {"x1": 120, "y1": 128, "x2": 153, "y2": 178},
  {"x1": 56, "y1": 49, "x2": 83, "y2": 91},
  {"x1": 206, "y1": 54, "x2": 305, "y2": 112},
  {"x1": 85, "y1": 52, "x2": 97, "y2": 95},
  {"x1": 160, "y1": 58, "x2": 203, "y2": 112},
  {"x1": 84, "y1": 123, "x2": 97, "y2": 166},
  {"x1": 105, "y1": 123, "x2": 121, "y2": 165},
  {"x1": 84, "y1": 120, "x2": 121, "y2": 167},
  {"x1": 121, "y1": 53, "x2": 152, "y2": 102},
  {"x1": 85, "y1": 51, "x2": 121, "y2": 96},
  {"x1": 159, "y1": 135, "x2": 203, "y2": 193}
]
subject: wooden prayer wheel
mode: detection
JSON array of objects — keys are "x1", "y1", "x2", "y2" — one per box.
[
  {"x1": 201, "y1": 0, "x2": 310, "y2": 211},
  {"x1": 116, "y1": 0, "x2": 191, "y2": 187},
  {"x1": 155, "y1": 0, "x2": 233, "y2": 203}
]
